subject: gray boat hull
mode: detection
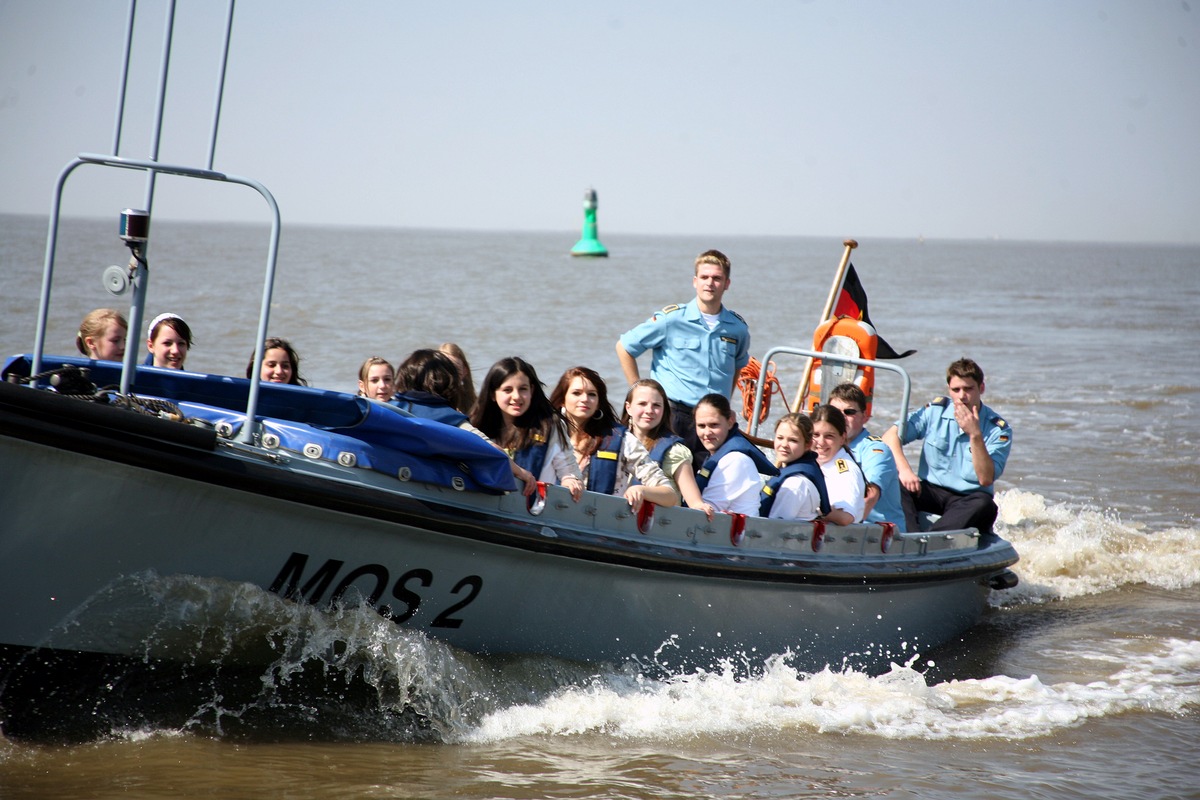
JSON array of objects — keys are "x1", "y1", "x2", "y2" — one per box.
[{"x1": 0, "y1": 381, "x2": 1015, "y2": 677}]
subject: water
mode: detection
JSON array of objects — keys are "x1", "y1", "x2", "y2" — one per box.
[{"x1": 2, "y1": 215, "x2": 1199, "y2": 798}]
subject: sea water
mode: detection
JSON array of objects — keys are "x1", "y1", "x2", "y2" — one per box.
[{"x1": 1, "y1": 215, "x2": 1197, "y2": 799}]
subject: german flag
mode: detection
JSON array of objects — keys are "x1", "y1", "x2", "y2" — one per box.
[{"x1": 833, "y1": 264, "x2": 916, "y2": 360}]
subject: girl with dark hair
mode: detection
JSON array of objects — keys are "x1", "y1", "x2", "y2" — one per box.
[
  {"x1": 811, "y1": 404, "x2": 866, "y2": 525},
  {"x1": 470, "y1": 357, "x2": 582, "y2": 500},
  {"x1": 692, "y1": 393, "x2": 778, "y2": 516},
  {"x1": 246, "y1": 337, "x2": 306, "y2": 385},
  {"x1": 550, "y1": 367, "x2": 677, "y2": 509},
  {"x1": 146, "y1": 313, "x2": 192, "y2": 369}
]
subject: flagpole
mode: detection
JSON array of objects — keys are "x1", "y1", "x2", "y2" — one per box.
[{"x1": 792, "y1": 238, "x2": 857, "y2": 412}]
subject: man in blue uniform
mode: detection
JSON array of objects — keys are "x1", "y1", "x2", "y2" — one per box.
[
  {"x1": 882, "y1": 358, "x2": 1012, "y2": 540},
  {"x1": 616, "y1": 249, "x2": 750, "y2": 466},
  {"x1": 829, "y1": 383, "x2": 906, "y2": 531}
]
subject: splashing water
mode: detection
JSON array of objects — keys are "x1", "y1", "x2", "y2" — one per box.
[{"x1": 993, "y1": 489, "x2": 1200, "y2": 604}]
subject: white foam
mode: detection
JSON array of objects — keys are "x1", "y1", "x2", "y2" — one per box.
[
  {"x1": 994, "y1": 489, "x2": 1200, "y2": 604},
  {"x1": 463, "y1": 638, "x2": 1200, "y2": 743}
]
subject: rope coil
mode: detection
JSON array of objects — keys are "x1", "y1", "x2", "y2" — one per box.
[{"x1": 736, "y1": 357, "x2": 785, "y2": 424}]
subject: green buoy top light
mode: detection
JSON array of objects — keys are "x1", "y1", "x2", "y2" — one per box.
[{"x1": 570, "y1": 188, "x2": 608, "y2": 257}]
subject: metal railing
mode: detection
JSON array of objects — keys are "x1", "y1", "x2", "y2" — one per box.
[{"x1": 747, "y1": 346, "x2": 912, "y2": 440}]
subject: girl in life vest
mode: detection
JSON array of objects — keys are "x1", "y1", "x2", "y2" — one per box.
[
  {"x1": 694, "y1": 393, "x2": 779, "y2": 516},
  {"x1": 760, "y1": 413, "x2": 831, "y2": 521},
  {"x1": 471, "y1": 357, "x2": 583, "y2": 500},
  {"x1": 550, "y1": 367, "x2": 678, "y2": 509},
  {"x1": 620, "y1": 379, "x2": 711, "y2": 517},
  {"x1": 811, "y1": 404, "x2": 867, "y2": 524},
  {"x1": 357, "y1": 356, "x2": 395, "y2": 402}
]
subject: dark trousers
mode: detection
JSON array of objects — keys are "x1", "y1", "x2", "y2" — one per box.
[
  {"x1": 901, "y1": 480, "x2": 998, "y2": 538},
  {"x1": 668, "y1": 400, "x2": 707, "y2": 470}
]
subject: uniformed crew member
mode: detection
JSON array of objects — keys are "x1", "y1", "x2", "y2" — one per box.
[
  {"x1": 828, "y1": 382, "x2": 907, "y2": 531},
  {"x1": 882, "y1": 358, "x2": 1012, "y2": 540},
  {"x1": 616, "y1": 249, "x2": 750, "y2": 467}
]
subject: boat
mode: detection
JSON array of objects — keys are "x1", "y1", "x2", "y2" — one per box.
[{"x1": 0, "y1": 4, "x2": 1018, "y2": 739}]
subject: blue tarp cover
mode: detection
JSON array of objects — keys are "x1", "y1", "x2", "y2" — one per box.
[{"x1": 2, "y1": 354, "x2": 517, "y2": 494}]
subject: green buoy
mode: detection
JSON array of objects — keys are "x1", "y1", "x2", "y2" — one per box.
[{"x1": 570, "y1": 187, "x2": 608, "y2": 257}]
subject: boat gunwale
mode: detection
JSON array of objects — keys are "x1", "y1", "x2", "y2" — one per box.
[{"x1": 0, "y1": 375, "x2": 1018, "y2": 588}]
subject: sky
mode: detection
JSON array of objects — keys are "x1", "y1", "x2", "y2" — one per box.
[{"x1": 1, "y1": 0, "x2": 1197, "y2": 243}]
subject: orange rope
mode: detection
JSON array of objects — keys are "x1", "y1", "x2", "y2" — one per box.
[{"x1": 737, "y1": 357, "x2": 785, "y2": 424}]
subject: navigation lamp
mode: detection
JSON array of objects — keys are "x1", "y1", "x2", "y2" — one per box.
[{"x1": 118, "y1": 208, "x2": 149, "y2": 244}]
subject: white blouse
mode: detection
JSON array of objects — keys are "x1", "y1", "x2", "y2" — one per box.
[
  {"x1": 700, "y1": 451, "x2": 763, "y2": 515},
  {"x1": 820, "y1": 447, "x2": 866, "y2": 522}
]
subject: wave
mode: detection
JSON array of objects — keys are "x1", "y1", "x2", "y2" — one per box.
[
  {"x1": 993, "y1": 489, "x2": 1200, "y2": 604},
  {"x1": 463, "y1": 637, "x2": 1200, "y2": 743}
]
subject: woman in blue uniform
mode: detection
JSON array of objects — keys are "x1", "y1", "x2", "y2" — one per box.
[{"x1": 549, "y1": 367, "x2": 677, "y2": 510}]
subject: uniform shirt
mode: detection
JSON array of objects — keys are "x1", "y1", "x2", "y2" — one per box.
[
  {"x1": 767, "y1": 474, "x2": 823, "y2": 521},
  {"x1": 699, "y1": 452, "x2": 762, "y2": 516},
  {"x1": 848, "y1": 428, "x2": 907, "y2": 531},
  {"x1": 820, "y1": 447, "x2": 866, "y2": 523},
  {"x1": 619, "y1": 299, "x2": 750, "y2": 406},
  {"x1": 900, "y1": 398, "x2": 1012, "y2": 494}
]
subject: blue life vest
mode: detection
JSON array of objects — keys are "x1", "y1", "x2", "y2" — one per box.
[
  {"x1": 694, "y1": 427, "x2": 778, "y2": 492},
  {"x1": 759, "y1": 452, "x2": 831, "y2": 517},
  {"x1": 586, "y1": 425, "x2": 626, "y2": 495},
  {"x1": 628, "y1": 433, "x2": 682, "y2": 490},
  {"x1": 389, "y1": 391, "x2": 469, "y2": 427},
  {"x1": 512, "y1": 433, "x2": 549, "y2": 477},
  {"x1": 648, "y1": 434, "x2": 683, "y2": 466}
]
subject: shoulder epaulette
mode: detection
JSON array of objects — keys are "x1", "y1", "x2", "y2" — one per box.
[
  {"x1": 729, "y1": 309, "x2": 746, "y2": 323},
  {"x1": 651, "y1": 304, "x2": 682, "y2": 322},
  {"x1": 930, "y1": 396, "x2": 949, "y2": 407},
  {"x1": 866, "y1": 434, "x2": 883, "y2": 442},
  {"x1": 994, "y1": 417, "x2": 1008, "y2": 428}
]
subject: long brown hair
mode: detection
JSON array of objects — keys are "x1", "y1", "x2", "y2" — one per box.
[
  {"x1": 549, "y1": 366, "x2": 618, "y2": 457},
  {"x1": 438, "y1": 342, "x2": 477, "y2": 414},
  {"x1": 470, "y1": 356, "x2": 563, "y2": 452}
]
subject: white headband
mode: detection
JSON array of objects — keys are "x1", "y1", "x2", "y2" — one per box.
[{"x1": 147, "y1": 312, "x2": 183, "y2": 338}]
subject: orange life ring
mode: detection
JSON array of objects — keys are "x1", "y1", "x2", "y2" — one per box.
[{"x1": 803, "y1": 316, "x2": 878, "y2": 417}]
